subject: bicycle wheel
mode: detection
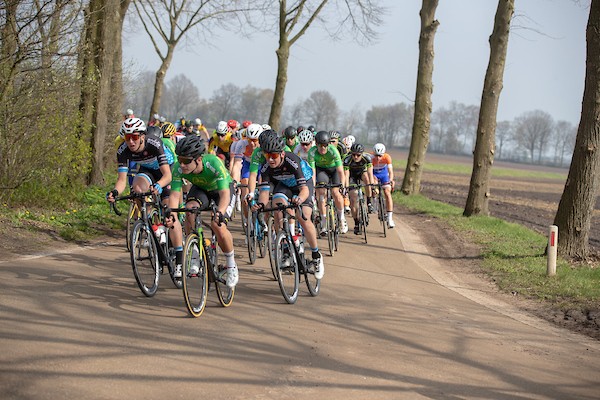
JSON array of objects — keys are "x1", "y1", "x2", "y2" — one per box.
[
  {"x1": 256, "y1": 214, "x2": 267, "y2": 258},
  {"x1": 246, "y1": 210, "x2": 257, "y2": 264},
  {"x1": 379, "y1": 193, "x2": 387, "y2": 238},
  {"x1": 326, "y1": 203, "x2": 335, "y2": 256},
  {"x1": 126, "y1": 202, "x2": 140, "y2": 252},
  {"x1": 182, "y1": 234, "x2": 208, "y2": 317},
  {"x1": 267, "y1": 214, "x2": 278, "y2": 280},
  {"x1": 359, "y1": 198, "x2": 368, "y2": 244},
  {"x1": 210, "y1": 237, "x2": 235, "y2": 307},
  {"x1": 275, "y1": 232, "x2": 299, "y2": 304},
  {"x1": 130, "y1": 220, "x2": 160, "y2": 297},
  {"x1": 303, "y1": 256, "x2": 321, "y2": 297}
]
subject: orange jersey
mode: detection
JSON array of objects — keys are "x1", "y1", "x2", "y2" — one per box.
[{"x1": 371, "y1": 153, "x2": 392, "y2": 173}]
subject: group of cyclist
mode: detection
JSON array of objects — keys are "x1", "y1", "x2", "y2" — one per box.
[{"x1": 106, "y1": 113, "x2": 397, "y2": 294}]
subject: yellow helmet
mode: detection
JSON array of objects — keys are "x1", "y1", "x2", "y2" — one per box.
[{"x1": 161, "y1": 122, "x2": 176, "y2": 138}]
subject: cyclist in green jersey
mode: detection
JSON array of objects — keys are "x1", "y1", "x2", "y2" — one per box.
[
  {"x1": 164, "y1": 135, "x2": 239, "y2": 288},
  {"x1": 282, "y1": 126, "x2": 299, "y2": 153},
  {"x1": 307, "y1": 130, "x2": 348, "y2": 235}
]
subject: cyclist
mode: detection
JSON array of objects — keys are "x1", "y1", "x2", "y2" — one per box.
[
  {"x1": 106, "y1": 117, "x2": 177, "y2": 268},
  {"x1": 251, "y1": 134, "x2": 324, "y2": 280},
  {"x1": 294, "y1": 129, "x2": 314, "y2": 162},
  {"x1": 343, "y1": 143, "x2": 375, "y2": 235},
  {"x1": 192, "y1": 118, "x2": 210, "y2": 141},
  {"x1": 342, "y1": 135, "x2": 355, "y2": 150},
  {"x1": 371, "y1": 143, "x2": 396, "y2": 229},
  {"x1": 330, "y1": 130, "x2": 348, "y2": 158},
  {"x1": 308, "y1": 130, "x2": 348, "y2": 235},
  {"x1": 282, "y1": 126, "x2": 299, "y2": 152},
  {"x1": 148, "y1": 113, "x2": 161, "y2": 127},
  {"x1": 231, "y1": 123, "x2": 263, "y2": 222},
  {"x1": 164, "y1": 135, "x2": 239, "y2": 288},
  {"x1": 208, "y1": 120, "x2": 235, "y2": 171}
]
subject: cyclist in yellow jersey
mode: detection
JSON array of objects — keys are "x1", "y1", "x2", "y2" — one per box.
[{"x1": 208, "y1": 120, "x2": 236, "y2": 171}]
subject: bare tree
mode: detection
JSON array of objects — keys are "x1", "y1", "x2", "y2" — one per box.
[
  {"x1": 263, "y1": 0, "x2": 384, "y2": 130},
  {"x1": 401, "y1": 0, "x2": 439, "y2": 195},
  {"x1": 303, "y1": 90, "x2": 339, "y2": 129},
  {"x1": 552, "y1": 120, "x2": 576, "y2": 167},
  {"x1": 131, "y1": 0, "x2": 247, "y2": 121},
  {"x1": 163, "y1": 73, "x2": 200, "y2": 118},
  {"x1": 209, "y1": 83, "x2": 241, "y2": 121},
  {"x1": 514, "y1": 110, "x2": 554, "y2": 163},
  {"x1": 553, "y1": 0, "x2": 600, "y2": 259},
  {"x1": 238, "y1": 85, "x2": 273, "y2": 123},
  {"x1": 464, "y1": 0, "x2": 514, "y2": 217},
  {"x1": 495, "y1": 120, "x2": 512, "y2": 160}
]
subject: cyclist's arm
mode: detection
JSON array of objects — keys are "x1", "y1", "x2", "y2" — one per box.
[
  {"x1": 216, "y1": 187, "x2": 231, "y2": 216},
  {"x1": 114, "y1": 171, "x2": 128, "y2": 195},
  {"x1": 296, "y1": 184, "x2": 309, "y2": 204},
  {"x1": 344, "y1": 168, "x2": 350, "y2": 188},
  {"x1": 387, "y1": 160, "x2": 395, "y2": 188},
  {"x1": 231, "y1": 157, "x2": 243, "y2": 183},
  {"x1": 336, "y1": 165, "x2": 345, "y2": 187},
  {"x1": 156, "y1": 163, "x2": 172, "y2": 191}
]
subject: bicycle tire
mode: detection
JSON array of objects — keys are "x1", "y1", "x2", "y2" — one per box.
[
  {"x1": 359, "y1": 197, "x2": 368, "y2": 244},
  {"x1": 267, "y1": 214, "x2": 278, "y2": 280},
  {"x1": 182, "y1": 234, "x2": 208, "y2": 317},
  {"x1": 246, "y1": 211, "x2": 257, "y2": 264},
  {"x1": 379, "y1": 192, "x2": 387, "y2": 238},
  {"x1": 256, "y1": 214, "x2": 267, "y2": 258},
  {"x1": 126, "y1": 201, "x2": 140, "y2": 252},
  {"x1": 327, "y1": 202, "x2": 336, "y2": 256},
  {"x1": 130, "y1": 220, "x2": 160, "y2": 297},
  {"x1": 275, "y1": 232, "x2": 299, "y2": 304},
  {"x1": 210, "y1": 236, "x2": 235, "y2": 307},
  {"x1": 303, "y1": 255, "x2": 321, "y2": 297}
]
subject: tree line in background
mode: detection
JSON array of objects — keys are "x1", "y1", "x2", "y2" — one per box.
[
  {"x1": 127, "y1": 72, "x2": 578, "y2": 167},
  {"x1": 1, "y1": 0, "x2": 598, "y2": 259}
]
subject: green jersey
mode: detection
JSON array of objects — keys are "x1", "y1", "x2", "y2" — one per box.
[
  {"x1": 249, "y1": 147, "x2": 266, "y2": 174},
  {"x1": 307, "y1": 144, "x2": 342, "y2": 169},
  {"x1": 171, "y1": 153, "x2": 232, "y2": 192}
]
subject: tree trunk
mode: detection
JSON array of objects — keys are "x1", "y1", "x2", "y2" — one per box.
[
  {"x1": 553, "y1": 0, "x2": 600, "y2": 260},
  {"x1": 149, "y1": 47, "x2": 175, "y2": 122},
  {"x1": 87, "y1": 0, "x2": 120, "y2": 185},
  {"x1": 401, "y1": 0, "x2": 439, "y2": 195},
  {"x1": 269, "y1": 37, "x2": 290, "y2": 132},
  {"x1": 464, "y1": 0, "x2": 514, "y2": 216}
]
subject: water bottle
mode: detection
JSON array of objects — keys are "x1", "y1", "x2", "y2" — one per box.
[
  {"x1": 153, "y1": 223, "x2": 167, "y2": 245},
  {"x1": 293, "y1": 235, "x2": 304, "y2": 254}
]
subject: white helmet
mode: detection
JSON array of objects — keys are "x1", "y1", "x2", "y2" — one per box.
[
  {"x1": 153, "y1": 113, "x2": 160, "y2": 119},
  {"x1": 342, "y1": 135, "x2": 355, "y2": 148},
  {"x1": 246, "y1": 123, "x2": 264, "y2": 139},
  {"x1": 126, "y1": 109, "x2": 134, "y2": 116},
  {"x1": 261, "y1": 123, "x2": 272, "y2": 131},
  {"x1": 194, "y1": 118, "x2": 202, "y2": 126},
  {"x1": 216, "y1": 120, "x2": 228, "y2": 134},
  {"x1": 119, "y1": 117, "x2": 146, "y2": 137},
  {"x1": 373, "y1": 143, "x2": 386, "y2": 156},
  {"x1": 298, "y1": 129, "x2": 314, "y2": 144}
]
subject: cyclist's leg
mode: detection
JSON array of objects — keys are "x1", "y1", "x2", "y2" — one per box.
[
  {"x1": 383, "y1": 182, "x2": 395, "y2": 228},
  {"x1": 296, "y1": 184, "x2": 323, "y2": 279},
  {"x1": 329, "y1": 169, "x2": 347, "y2": 233},
  {"x1": 208, "y1": 184, "x2": 238, "y2": 288}
]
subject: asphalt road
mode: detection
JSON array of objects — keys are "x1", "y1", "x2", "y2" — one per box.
[{"x1": 1, "y1": 216, "x2": 599, "y2": 400}]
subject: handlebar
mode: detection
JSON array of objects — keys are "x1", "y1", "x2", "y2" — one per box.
[{"x1": 109, "y1": 190, "x2": 155, "y2": 216}]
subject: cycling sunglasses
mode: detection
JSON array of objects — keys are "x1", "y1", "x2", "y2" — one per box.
[
  {"x1": 178, "y1": 156, "x2": 195, "y2": 165},
  {"x1": 265, "y1": 152, "x2": 281, "y2": 160},
  {"x1": 124, "y1": 133, "x2": 141, "y2": 141}
]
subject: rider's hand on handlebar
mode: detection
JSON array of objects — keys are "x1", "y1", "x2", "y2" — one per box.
[{"x1": 106, "y1": 189, "x2": 118, "y2": 203}]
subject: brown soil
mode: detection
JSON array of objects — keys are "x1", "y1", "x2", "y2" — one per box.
[{"x1": 2, "y1": 151, "x2": 598, "y2": 341}]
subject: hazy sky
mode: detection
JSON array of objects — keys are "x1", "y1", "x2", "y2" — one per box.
[{"x1": 123, "y1": 0, "x2": 590, "y2": 126}]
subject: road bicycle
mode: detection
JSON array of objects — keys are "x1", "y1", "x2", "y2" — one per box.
[
  {"x1": 259, "y1": 203, "x2": 320, "y2": 304},
  {"x1": 125, "y1": 200, "x2": 141, "y2": 252},
  {"x1": 348, "y1": 183, "x2": 370, "y2": 244},
  {"x1": 111, "y1": 191, "x2": 182, "y2": 297},
  {"x1": 372, "y1": 182, "x2": 387, "y2": 238},
  {"x1": 169, "y1": 201, "x2": 234, "y2": 317},
  {"x1": 238, "y1": 186, "x2": 267, "y2": 265},
  {"x1": 316, "y1": 182, "x2": 342, "y2": 256}
]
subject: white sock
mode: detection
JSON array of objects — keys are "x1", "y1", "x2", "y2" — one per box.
[
  {"x1": 225, "y1": 251, "x2": 236, "y2": 268},
  {"x1": 387, "y1": 211, "x2": 393, "y2": 220}
]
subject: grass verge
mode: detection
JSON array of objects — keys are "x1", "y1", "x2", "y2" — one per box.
[{"x1": 394, "y1": 192, "x2": 600, "y2": 311}]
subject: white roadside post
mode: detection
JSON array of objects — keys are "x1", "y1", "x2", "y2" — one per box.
[{"x1": 547, "y1": 225, "x2": 558, "y2": 276}]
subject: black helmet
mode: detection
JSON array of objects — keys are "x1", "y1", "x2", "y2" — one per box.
[
  {"x1": 146, "y1": 125, "x2": 161, "y2": 137},
  {"x1": 176, "y1": 135, "x2": 206, "y2": 159},
  {"x1": 259, "y1": 129, "x2": 277, "y2": 148},
  {"x1": 296, "y1": 125, "x2": 305, "y2": 134},
  {"x1": 307, "y1": 125, "x2": 316, "y2": 133},
  {"x1": 282, "y1": 125, "x2": 296, "y2": 139},
  {"x1": 315, "y1": 130, "x2": 331, "y2": 145},
  {"x1": 184, "y1": 120, "x2": 193, "y2": 128},
  {"x1": 351, "y1": 143, "x2": 364, "y2": 153},
  {"x1": 261, "y1": 132, "x2": 285, "y2": 153}
]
